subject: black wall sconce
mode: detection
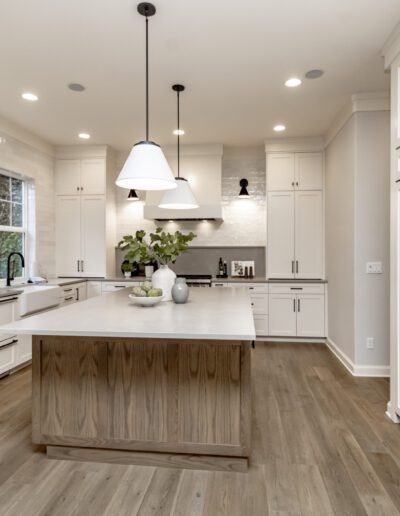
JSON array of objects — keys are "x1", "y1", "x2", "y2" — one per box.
[{"x1": 238, "y1": 178, "x2": 249, "y2": 198}]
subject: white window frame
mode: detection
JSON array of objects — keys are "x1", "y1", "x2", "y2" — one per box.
[{"x1": 0, "y1": 170, "x2": 27, "y2": 284}]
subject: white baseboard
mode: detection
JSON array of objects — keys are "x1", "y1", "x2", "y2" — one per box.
[
  {"x1": 386, "y1": 402, "x2": 400, "y2": 423},
  {"x1": 326, "y1": 338, "x2": 390, "y2": 377}
]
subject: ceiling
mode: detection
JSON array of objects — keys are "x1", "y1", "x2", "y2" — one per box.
[{"x1": 0, "y1": 0, "x2": 399, "y2": 150}]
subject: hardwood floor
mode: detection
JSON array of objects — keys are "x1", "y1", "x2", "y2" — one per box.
[{"x1": 0, "y1": 342, "x2": 399, "y2": 515}]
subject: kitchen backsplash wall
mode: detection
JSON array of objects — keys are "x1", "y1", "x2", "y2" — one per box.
[
  {"x1": 115, "y1": 146, "x2": 266, "y2": 247},
  {"x1": 0, "y1": 122, "x2": 55, "y2": 278},
  {"x1": 116, "y1": 246, "x2": 266, "y2": 278}
]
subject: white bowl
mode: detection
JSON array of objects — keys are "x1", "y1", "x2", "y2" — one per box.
[{"x1": 129, "y1": 294, "x2": 163, "y2": 307}]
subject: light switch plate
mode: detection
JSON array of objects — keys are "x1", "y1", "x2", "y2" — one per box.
[{"x1": 366, "y1": 262, "x2": 382, "y2": 274}]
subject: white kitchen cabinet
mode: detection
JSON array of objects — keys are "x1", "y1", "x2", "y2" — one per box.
[
  {"x1": 267, "y1": 153, "x2": 295, "y2": 191},
  {"x1": 250, "y1": 293, "x2": 269, "y2": 315},
  {"x1": 56, "y1": 196, "x2": 107, "y2": 277},
  {"x1": 295, "y1": 191, "x2": 323, "y2": 279},
  {"x1": 0, "y1": 297, "x2": 18, "y2": 374},
  {"x1": 269, "y1": 284, "x2": 325, "y2": 338},
  {"x1": 267, "y1": 191, "x2": 323, "y2": 279},
  {"x1": 267, "y1": 152, "x2": 323, "y2": 192},
  {"x1": 295, "y1": 153, "x2": 323, "y2": 190},
  {"x1": 56, "y1": 196, "x2": 81, "y2": 276},
  {"x1": 296, "y1": 294, "x2": 325, "y2": 337},
  {"x1": 16, "y1": 335, "x2": 32, "y2": 364},
  {"x1": 87, "y1": 281, "x2": 102, "y2": 298},
  {"x1": 268, "y1": 294, "x2": 297, "y2": 336},
  {"x1": 267, "y1": 192, "x2": 295, "y2": 278},
  {"x1": 55, "y1": 158, "x2": 105, "y2": 195},
  {"x1": 75, "y1": 283, "x2": 87, "y2": 302},
  {"x1": 254, "y1": 315, "x2": 269, "y2": 336}
]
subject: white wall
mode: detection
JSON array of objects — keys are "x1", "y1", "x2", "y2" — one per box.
[
  {"x1": 115, "y1": 146, "x2": 266, "y2": 246},
  {"x1": 0, "y1": 116, "x2": 55, "y2": 278},
  {"x1": 325, "y1": 116, "x2": 356, "y2": 362},
  {"x1": 354, "y1": 111, "x2": 390, "y2": 366},
  {"x1": 325, "y1": 110, "x2": 390, "y2": 370}
]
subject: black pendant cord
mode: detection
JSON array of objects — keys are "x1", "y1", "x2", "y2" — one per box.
[
  {"x1": 145, "y1": 15, "x2": 149, "y2": 141},
  {"x1": 177, "y1": 90, "x2": 180, "y2": 178}
]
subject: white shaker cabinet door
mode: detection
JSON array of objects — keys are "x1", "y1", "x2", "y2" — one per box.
[
  {"x1": 267, "y1": 192, "x2": 295, "y2": 278},
  {"x1": 81, "y1": 196, "x2": 106, "y2": 277},
  {"x1": 268, "y1": 294, "x2": 297, "y2": 336},
  {"x1": 296, "y1": 294, "x2": 325, "y2": 337},
  {"x1": 80, "y1": 159, "x2": 105, "y2": 195},
  {"x1": 295, "y1": 153, "x2": 323, "y2": 191},
  {"x1": 267, "y1": 153, "x2": 295, "y2": 191},
  {"x1": 56, "y1": 196, "x2": 81, "y2": 276},
  {"x1": 55, "y1": 160, "x2": 81, "y2": 195},
  {"x1": 294, "y1": 191, "x2": 323, "y2": 279}
]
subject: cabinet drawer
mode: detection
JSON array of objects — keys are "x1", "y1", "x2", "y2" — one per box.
[
  {"x1": 254, "y1": 315, "x2": 268, "y2": 337},
  {"x1": 250, "y1": 293, "x2": 268, "y2": 314},
  {"x1": 102, "y1": 281, "x2": 139, "y2": 293},
  {"x1": 212, "y1": 282, "x2": 228, "y2": 287},
  {"x1": 246, "y1": 284, "x2": 269, "y2": 294},
  {"x1": 60, "y1": 286, "x2": 75, "y2": 299},
  {"x1": 60, "y1": 295, "x2": 76, "y2": 306},
  {"x1": 0, "y1": 337, "x2": 18, "y2": 374},
  {"x1": 269, "y1": 283, "x2": 325, "y2": 295}
]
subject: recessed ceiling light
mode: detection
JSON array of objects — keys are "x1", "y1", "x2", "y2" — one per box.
[
  {"x1": 273, "y1": 124, "x2": 286, "y2": 132},
  {"x1": 78, "y1": 132, "x2": 91, "y2": 139},
  {"x1": 173, "y1": 129, "x2": 185, "y2": 135},
  {"x1": 284, "y1": 78, "x2": 302, "y2": 88},
  {"x1": 21, "y1": 92, "x2": 38, "y2": 101},
  {"x1": 68, "y1": 83, "x2": 86, "y2": 92},
  {"x1": 305, "y1": 69, "x2": 324, "y2": 80}
]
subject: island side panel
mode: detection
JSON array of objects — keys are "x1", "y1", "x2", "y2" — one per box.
[{"x1": 33, "y1": 336, "x2": 251, "y2": 460}]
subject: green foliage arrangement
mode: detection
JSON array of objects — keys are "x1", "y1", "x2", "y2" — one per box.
[{"x1": 118, "y1": 227, "x2": 196, "y2": 268}]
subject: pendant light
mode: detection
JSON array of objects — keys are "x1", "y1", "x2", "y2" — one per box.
[
  {"x1": 159, "y1": 84, "x2": 199, "y2": 209},
  {"x1": 116, "y1": 3, "x2": 176, "y2": 191}
]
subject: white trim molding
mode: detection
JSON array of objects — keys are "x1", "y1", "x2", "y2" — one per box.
[
  {"x1": 264, "y1": 137, "x2": 325, "y2": 153},
  {"x1": 325, "y1": 92, "x2": 390, "y2": 147},
  {"x1": 386, "y1": 402, "x2": 400, "y2": 423},
  {"x1": 326, "y1": 338, "x2": 390, "y2": 377}
]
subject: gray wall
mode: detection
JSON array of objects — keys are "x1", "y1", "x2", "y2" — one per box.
[
  {"x1": 325, "y1": 116, "x2": 356, "y2": 362},
  {"x1": 325, "y1": 110, "x2": 390, "y2": 368}
]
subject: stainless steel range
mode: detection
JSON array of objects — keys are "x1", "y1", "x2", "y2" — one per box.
[{"x1": 176, "y1": 274, "x2": 212, "y2": 287}]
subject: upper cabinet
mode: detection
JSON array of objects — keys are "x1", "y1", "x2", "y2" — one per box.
[
  {"x1": 55, "y1": 147, "x2": 116, "y2": 278},
  {"x1": 267, "y1": 152, "x2": 323, "y2": 191},
  {"x1": 55, "y1": 158, "x2": 105, "y2": 195}
]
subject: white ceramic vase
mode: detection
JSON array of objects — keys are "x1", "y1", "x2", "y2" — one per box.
[
  {"x1": 145, "y1": 265, "x2": 154, "y2": 279},
  {"x1": 151, "y1": 265, "x2": 176, "y2": 301}
]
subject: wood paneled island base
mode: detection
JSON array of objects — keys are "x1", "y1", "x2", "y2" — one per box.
[{"x1": 32, "y1": 335, "x2": 251, "y2": 472}]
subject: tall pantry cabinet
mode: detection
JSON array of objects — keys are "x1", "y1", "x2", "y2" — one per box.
[
  {"x1": 55, "y1": 147, "x2": 117, "y2": 278},
  {"x1": 266, "y1": 152, "x2": 324, "y2": 279}
]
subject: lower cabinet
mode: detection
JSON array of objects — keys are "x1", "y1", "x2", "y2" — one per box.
[{"x1": 269, "y1": 283, "x2": 326, "y2": 338}]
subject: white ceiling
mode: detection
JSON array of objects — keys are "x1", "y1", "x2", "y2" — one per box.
[{"x1": 0, "y1": 0, "x2": 399, "y2": 150}]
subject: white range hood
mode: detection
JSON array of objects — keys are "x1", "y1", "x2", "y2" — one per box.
[{"x1": 143, "y1": 144, "x2": 223, "y2": 220}]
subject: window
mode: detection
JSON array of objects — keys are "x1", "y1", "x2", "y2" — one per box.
[{"x1": 0, "y1": 171, "x2": 25, "y2": 279}]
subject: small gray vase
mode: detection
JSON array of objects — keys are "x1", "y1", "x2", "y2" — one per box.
[{"x1": 172, "y1": 277, "x2": 189, "y2": 304}]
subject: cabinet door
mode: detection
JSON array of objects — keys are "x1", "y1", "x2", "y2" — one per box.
[
  {"x1": 56, "y1": 196, "x2": 81, "y2": 276},
  {"x1": 268, "y1": 294, "x2": 297, "y2": 336},
  {"x1": 296, "y1": 294, "x2": 325, "y2": 337},
  {"x1": 81, "y1": 196, "x2": 106, "y2": 277},
  {"x1": 75, "y1": 284, "x2": 87, "y2": 302},
  {"x1": 253, "y1": 315, "x2": 269, "y2": 336},
  {"x1": 16, "y1": 335, "x2": 32, "y2": 365},
  {"x1": 267, "y1": 154, "x2": 295, "y2": 191},
  {"x1": 295, "y1": 153, "x2": 323, "y2": 190},
  {"x1": 55, "y1": 160, "x2": 81, "y2": 195},
  {"x1": 267, "y1": 192, "x2": 295, "y2": 278},
  {"x1": 0, "y1": 339, "x2": 17, "y2": 374},
  {"x1": 250, "y1": 293, "x2": 268, "y2": 315},
  {"x1": 295, "y1": 191, "x2": 323, "y2": 279},
  {"x1": 87, "y1": 281, "x2": 102, "y2": 298},
  {"x1": 81, "y1": 159, "x2": 105, "y2": 195}
]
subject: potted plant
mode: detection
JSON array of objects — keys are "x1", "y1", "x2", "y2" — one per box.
[
  {"x1": 121, "y1": 261, "x2": 134, "y2": 278},
  {"x1": 118, "y1": 228, "x2": 196, "y2": 300}
]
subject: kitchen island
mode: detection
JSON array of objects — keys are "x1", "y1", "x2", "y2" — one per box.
[{"x1": 0, "y1": 287, "x2": 255, "y2": 472}]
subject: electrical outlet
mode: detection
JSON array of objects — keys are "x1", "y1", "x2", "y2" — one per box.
[
  {"x1": 366, "y1": 337, "x2": 374, "y2": 349},
  {"x1": 366, "y1": 262, "x2": 382, "y2": 274}
]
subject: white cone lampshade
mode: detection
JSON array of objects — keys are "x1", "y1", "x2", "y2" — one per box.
[
  {"x1": 159, "y1": 177, "x2": 199, "y2": 209},
  {"x1": 116, "y1": 141, "x2": 177, "y2": 191}
]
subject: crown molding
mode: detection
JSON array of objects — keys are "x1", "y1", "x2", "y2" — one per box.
[
  {"x1": 264, "y1": 137, "x2": 325, "y2": 153},
  {"x1": 382, "y1": 22, "x2": 400, "y2": 69},
  {"x1": 0, "y1": 113, "x2": 54, "y2": 156},
  {"x1": 324, "y1": 92, "x2": 390, "y2": 147}
]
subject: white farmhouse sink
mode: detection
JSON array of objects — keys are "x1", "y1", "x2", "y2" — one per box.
[{"x1": 18, "y1": 285, "x2": 61, "y2": 317}]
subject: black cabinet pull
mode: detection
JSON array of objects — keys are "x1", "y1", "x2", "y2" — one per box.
[
  {"x1": 290, "y1": 287, "x2": 303, "y2": 290},
  {"x1": 293, "y1": 298, "x2": 296, "y2": 312},
  {"x1": 296, "y1": 261, "x2": 299, "y2": 274},
  {"x1": 396, "y1": 179, "x2": 400, "y2": 183},
  {"x1": 77, "y1": 260, "x2": 80, "y2": 272},
  {"x1": 65, "y1": 296, "x2": 74, "y2": 301},
  {"x1": 298, "y1": 299, "x2": 301, "y2": 312},
  {"x1": 0, "y1": 338, "x2": 18, "y2": 349},
  {"x1": 291, "y1": 261, "x2": 294, "y2": 274},
  {"x1": 0, "y1": 296, "x2": 18, "y2": 304}
]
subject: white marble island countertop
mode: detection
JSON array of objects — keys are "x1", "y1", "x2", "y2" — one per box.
[{"x1": 0, "y1": 287, "x2": 255, "y2": 341}]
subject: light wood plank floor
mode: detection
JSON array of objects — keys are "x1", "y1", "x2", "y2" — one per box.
[{"x1": 0, "y1": 342, "x2": 399, "y2": 515}]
